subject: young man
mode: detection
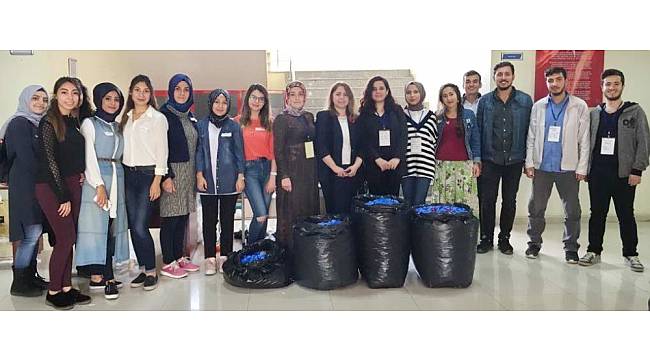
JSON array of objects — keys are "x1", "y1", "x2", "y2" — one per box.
[
  {"x1": 476, "y1": 61, "x2": 533, "y2": 255},
  {"x1": 524, "y1": 67, "x2": 590, "y2": 263},
  {"x1": 579, "y1": 69, "x2": 649, "y2": 272},
  {"x1": 463, "y1": 70, "x2": 482, "y2": 115}
]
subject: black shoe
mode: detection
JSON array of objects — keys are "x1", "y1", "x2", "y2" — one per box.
[
  {"x1": 10, "y1": 267, "x2": 43, "y2": 297},
  {"x1": 565, "y1": 251, "x2": 579, "y2": 264},
  {"x1": 525, "y1": 244, "x2": 541, "y2": 259},
  {"x1": 104, "y1": 281, "x2": 119, "y2": 300},
  {"x1": 46, "y1": 291, "x2": 74, "y2": 310},
  {"x1": 67, "y1": 288, "x2": 92, "y2": 305},
  {"x1": 497, "y1": 240, "x2": 514, "y2": 255},
  {"x1": 30, "y1": 264, "x2": 49, "y2": 290},
  {"x1": 130, "y1": 273, "x2": 147, "y2": 288},
  {"x1": 89, "y1": 279, "x2": 106, "y2": 291},
  {"x1": 143, "y1": 275, "x2": 158, "y2": 291},
  {"x1": 477, "y1": 240, "x2": 494, "y2": 254}
]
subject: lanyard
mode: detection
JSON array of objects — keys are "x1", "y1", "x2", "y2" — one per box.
[
  {"x1": 296, "y1": 114, "x2": 313, "y2": 141},
  {"x1": 375, "y1": 111, "x2": 389, "y2": 129},
  {"x1": 549, "y1": 95, "x2": 569, "y2": 124}
]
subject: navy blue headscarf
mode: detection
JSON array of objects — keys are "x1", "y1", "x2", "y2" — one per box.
[
  {"x1": 93, "y1": 82, "x2": 124, "y2": 122},
  {"x1": 207, "y1": 88, "x2": 231, "y2": 128},
  {"x1": 165, "y1": 73, "x2": 194, "y2": 113}
]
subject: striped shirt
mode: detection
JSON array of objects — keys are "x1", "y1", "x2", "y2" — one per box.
[{"x1": 403, "y1": 108, "x2": 438, "y2": 179}]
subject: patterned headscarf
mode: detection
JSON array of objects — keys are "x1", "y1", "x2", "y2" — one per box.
[{"x1": 283, "y1": 80, "x2": 307, "y2": 117}]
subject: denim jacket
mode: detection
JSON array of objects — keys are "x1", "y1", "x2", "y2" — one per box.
[
  {"x1": 476, "y1": 88, "x2": 533, "y2": 164},
  {"x1": 195, "y1": 117, "x2": 245, "y2": 194},
  {"x1": 436, "y1": 108, "x2": 481, "y2": 162}
]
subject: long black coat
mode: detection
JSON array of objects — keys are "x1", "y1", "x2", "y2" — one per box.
[{"x1": 5, "y1": 116, "x2": 43, "y2": 241}]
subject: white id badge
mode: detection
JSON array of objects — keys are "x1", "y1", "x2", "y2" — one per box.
[
  {"x1": 379, "y1": 130, "x2": 391, "y2": 147},
  {"x1": 255, "y1": 127, "x2": 266, "y2": 132},
  {"x1": 411, "y1": 137, "x2": 422, "y2": 154},
  {"x1": 601, "y1": 138, "x2": 615, "y2": 155},
  {"x1": 221, "y1": 132, "x2": 232, "y2": 138},
  {"x1": 304, "y1": 141, "x2": 315, "y2": 159},
  {"x1": 104, "y1": 131, "x2": 114, "y2": 136},
  {"x1": 548, "y1": 126, "x2": 561, "y2": 142}
]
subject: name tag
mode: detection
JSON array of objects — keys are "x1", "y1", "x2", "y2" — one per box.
[
  {"x1": 547, "y1": 126, "x2": 561, "y2": 142},
  {"x1": 411, "y1": 137, "x2": 422, "y2": 154},
  {"x1": 221, "y1": 132, "x2": 232, "y2": 138},
  {"x1": 379, "y1": 130, "x2": 391, "y2": 147},
  {"x1": 255, "y1": 127, "x2": 266, "y2": 132},
  {"x1": 104, "y1": 131, "x2": 114, "y2": 136},
  {"x1": 601, "y1": 137, "x2": 615, "y2": 155},
  {"x1": 305, "y1": 141, "x2": 315, "y2": 159}
]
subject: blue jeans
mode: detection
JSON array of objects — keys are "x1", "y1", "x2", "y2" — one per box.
[
  {"x1": 401, "y1": 176, "x2": 431, "y2": 206},
  {"x1": 244, "y1": 159, "x2": 272, "y2": 243},
  {"x1": 124, "y1": 166, "x2": 157, "y2": 271},
  {"x1": 13, "y1": 224, "x2": 43, "y2": 269}
]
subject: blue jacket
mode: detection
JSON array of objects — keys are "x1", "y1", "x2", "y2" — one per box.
[
  {"x1": 195, "y1": 117, "x2": 245, "y2": 194},
  {"x1": 436, "y1": 108, "x2": 481, "y2": 162},
  {"x1": 476, "y1": 88, "x2": 533, "y2": 163}
]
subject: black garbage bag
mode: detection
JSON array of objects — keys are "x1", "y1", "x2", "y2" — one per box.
[
  {"x1": 293, "y1": 215, "x2": 358, "y2": 290},
  {"x1": 410, "y1": 203, "x2": 479, "y2": 288},
  {"x1": 222, "y1": 239, "x2": 292, "y2": 289},
  {"x1": 351, "y1": 195, "x2": 410, "y2": 288}
]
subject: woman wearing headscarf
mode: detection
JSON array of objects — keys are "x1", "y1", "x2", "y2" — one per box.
[
  {"x1": 273, "y1": 81, "x2": 320, "y2": 253},
  {"x1": 4, "y1": 85, "x2": 49, "y2": 297},
  {"x1": 401, "y1": 81, "x2": 439, "y2": 205},
  {"x1": 75, "y1": 82, "x2": 129, "y2": 300},
  {"x1": 196, "y1": 89, "x2": 245, "y2": 275},
  {"x1": 158, "y1": 74, "x2": 200, "y2": 279}
]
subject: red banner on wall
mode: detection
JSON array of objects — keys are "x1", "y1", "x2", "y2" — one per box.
[{"x1": 535, "y1": 50, "x2": 605, "y2": 107}]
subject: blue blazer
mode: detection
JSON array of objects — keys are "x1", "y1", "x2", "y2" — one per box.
[{"x1": 195, "y1": 118, "x2": 245, "y2": 194}]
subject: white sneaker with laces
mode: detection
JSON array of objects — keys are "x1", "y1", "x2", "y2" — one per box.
[
  {"x1": 625, "y1": 256, "x2": 644, "y2": 272},
  {"x1": 205, "y1": 258, "x2": 217, "y2": 276}
]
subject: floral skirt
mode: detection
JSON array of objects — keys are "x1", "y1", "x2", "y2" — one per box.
[{"x1": 430, "y1": 160, "x2": 478, "y2": 213}]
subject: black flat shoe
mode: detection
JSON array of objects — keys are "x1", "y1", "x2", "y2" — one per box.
[
  {"x1": 46, "y1": 292, "x2": 74, "y2": 310},
  {"x1": 66, "y1": 288, "x2": 92, "y2": 305}
]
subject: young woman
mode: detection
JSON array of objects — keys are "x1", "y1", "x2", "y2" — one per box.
[
  {"x1": 432, "y1": 83, "x2": 481, "y2": 211},
  {"x1": 121, "y1": 74, "x2": 168, "y2": 291},
  {"x1": 315, "y1": 82, "x2": 363, "y2": 214},
  {"x1": 358, "y1": 76, "x2": 408, "y2": 196},
  {"x1": 75, "y1": 82, "x2": 129, "y2": 300},
  {"x1": 196, "y1": 89, "x2": 245, "y2": 275},
  {"x1": 238, "y1": 84, "x2": 276, "y2": 244},
  {"x1": 35, "y1": 77, "x2": 90, "y2": 309},
  {"x1": 401, "y1": 81, "x2": 439, "y2": 205},
  {"x1": 158, "y1": 74, "x2": 200, "y2": 279},
  {"x1": 273, "y1": 81, "x2": 320, "y2": 252},
  {"x1": 5, "y1": 85, "x2": 48, "y2": 297}
]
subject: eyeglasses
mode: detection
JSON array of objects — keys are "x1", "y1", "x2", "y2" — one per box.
[{"x1": 250, "y1": 95, "x2": 265, "y2": 103}]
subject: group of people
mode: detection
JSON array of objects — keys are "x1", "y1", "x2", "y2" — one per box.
[{"x1": 1, "y1": 61, "x2": 648, "y2": 310}]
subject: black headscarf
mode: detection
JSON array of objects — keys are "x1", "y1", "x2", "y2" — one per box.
[
  {"x1": 206, "y1": 88, "x2": 231, "y2": 128},
  {"x1": 93, "y1": 82, "x2": 124, "y2": 122}
]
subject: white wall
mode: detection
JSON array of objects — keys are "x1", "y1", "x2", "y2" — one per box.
[{"x1": 490, "y1": 50, "x2": 650, "y2": 221}]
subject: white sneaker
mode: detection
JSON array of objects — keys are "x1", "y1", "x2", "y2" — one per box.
[
  {"x1": 218, "y1": 256, "x2": 228, "y2": 273},
  {"x1": 205, "y1": 258, "x2": 217, "y2": 276},
  {"x1": 578, "y1": 252, "x2": 601, "y2": 266},
  {"x1": 625, "y1": 256, "x2": 644, "y2": 272}
]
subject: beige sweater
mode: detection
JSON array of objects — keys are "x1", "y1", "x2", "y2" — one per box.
[{"x1": 525, "y1": 94, "x2": 591, "y2": 175}]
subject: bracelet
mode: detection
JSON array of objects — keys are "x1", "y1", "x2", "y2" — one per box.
[{"x1": 270, "y1": 171, "x2": 277, "y2": 176}]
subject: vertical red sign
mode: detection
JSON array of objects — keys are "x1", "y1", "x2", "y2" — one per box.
[{"x1": 535, "y1": 50, "x2": 605, "y2": 107}]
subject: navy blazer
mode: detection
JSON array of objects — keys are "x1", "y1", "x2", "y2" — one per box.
[
  {"x1": 195, "y1": 117, "x2": 245, "y2": 194},
  {"x1": 315, "y1": 110, "x2": 361, "y2": 170}
]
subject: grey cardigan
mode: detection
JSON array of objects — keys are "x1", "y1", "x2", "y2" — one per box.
[{"x1": 589, "y1": 102, "x2": 650, "y2": 177}]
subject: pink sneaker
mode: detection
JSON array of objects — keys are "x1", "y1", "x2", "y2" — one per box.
[
  {"x1": 178, "y1": 257, "x2": 200, "y2": 272},
  {"x1": 161, "y1": 262, "x2": 187, "y2": 279}
]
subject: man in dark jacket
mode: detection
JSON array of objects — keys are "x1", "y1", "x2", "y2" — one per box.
[
  {"x1": 578, "y1": 69, "x2": 649, "y2": 272},
  {"x1": 476, "y1": 61, "x2": 533, "y2": 255}
]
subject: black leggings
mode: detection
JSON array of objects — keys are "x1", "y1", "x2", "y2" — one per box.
[
  {"x1": 201, "y1": 194, "x2": 238, "y2": 258},
  {"x1": 160, "y1": 215, "x2": 188, "y2": 265}
]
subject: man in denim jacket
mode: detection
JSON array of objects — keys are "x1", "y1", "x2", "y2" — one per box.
[{"x1": 476, "y1": 61, "x2": 533, "y2": 255}]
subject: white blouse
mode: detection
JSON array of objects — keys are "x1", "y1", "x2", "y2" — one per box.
[
  {"x1": 122, "y1": 105, "x2": 169, "y2": 176},
  {"x1": 338, "y1": 115, "x2": 352, "y2": 165}
]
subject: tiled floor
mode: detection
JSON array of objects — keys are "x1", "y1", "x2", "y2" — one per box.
[{"x1": 0, "y1": 221, "x2": 648, "y2": 311}]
